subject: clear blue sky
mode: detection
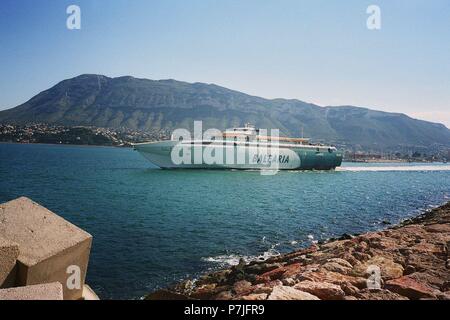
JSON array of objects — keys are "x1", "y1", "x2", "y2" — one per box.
[{"x1": 1, "y1": 0, "x2": 449, "y2": 127}]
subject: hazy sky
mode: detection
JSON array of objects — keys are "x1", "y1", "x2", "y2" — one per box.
[{"x1": 1, "y1": 0, "x2": 449, "y2": 127}]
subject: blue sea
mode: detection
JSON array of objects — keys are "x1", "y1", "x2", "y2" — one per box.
[{"x1": 1, "y1": 143, "x2": 449, "y2": 299}]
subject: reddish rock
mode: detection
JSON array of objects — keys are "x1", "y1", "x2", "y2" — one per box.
[
  {"x1": 385, "y1": 276, "x2": 438, "y2": 299},
  {"x1": 368, "y1": 237, "x2": 401, "y2": 251},
  {"x1": 321, "y1": 240, "x2": 355, "y2": 251},
  {"x1": 436, "y1": 292, "x2": 450, "y2": 300},
  {"x1": 424, "y1": 224, "x2": 450, "y2": 233},
  {"x1": 322, "y1": 261, "x2": 352, "y2": 274},
  {"x1": 340, "y1": 282, "x2": 360, "y2": 296},
  {"x1": 241, "y1": 293, "x2": 268, "y2": 300},
  {"x1": 297, "y1": 270, "x2": 367, "y2": 289},
  {"x1": 294, "y1": 280, "x2": 345, "y2": 300},
  {"x1": 267, "y1": 286, "x2": 320, "y2": 300},
  {"x1": 354, "y1": 241, "x2": 369, "y2": 253},
  {"x1": 255, "y1": 263, "x2": 302, "y2": 282},
  {"x1": 190, "y1": 283, "x2": 218, "y2": 299},
  {"x1": 352, "y1": 256, "x2": 404, "y2": 280},
  {"x1": 409, "y1": 242, "x2": 446, "y2": 256},
  {"x1": 408, "y1": 271, "x2": 449, "y2": 290},
  {"x1": 214, "y1": 290, "x2": 233, "y2": 300},
  {"x1": 341, "y1": 253, "x2": 360, "y2": 266},
  {"x1": 406, "y1": 253, "x2": 445, "y2": 273},
  {"x1": 327, "y1": 258, "x2": 354, "y2": 268},
  {"x1": 281, "y1": 278, "x2": 297, "y2": 286},
  {"x1": 352, "y1": 251, "x2": 372, "y2": 262},
  {"x1": 251, "y1": 280, "x2": 283, "y2": 295},
  {"x1": 355, "y1": 289, "x2": 409, "y2": 300},
  {"x1": 282, "y1": 263, "x2": 303, "y2": 278},
  {"x1": 232, "y1": 280, "x2": 252, "y2": 295}
]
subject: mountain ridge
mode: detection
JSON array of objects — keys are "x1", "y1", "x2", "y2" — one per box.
[{"x1": 0, "y1": 74, "x2": 449, "y2": 151}]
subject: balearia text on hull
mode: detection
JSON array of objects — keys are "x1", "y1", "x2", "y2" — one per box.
[{"x1": 134, "y1": 124, "x2": 343, "y2": 170}]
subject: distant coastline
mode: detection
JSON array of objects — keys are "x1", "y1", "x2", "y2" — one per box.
[
  {"x1": 1, "y1": 123, "x2": 448, "y2": 162},
  {"x1": 0, "y1": 123, "x2": 168, "y2": 147},
  {"x1": 0, "y1": 141, "x2": 131, "y2": 149}
]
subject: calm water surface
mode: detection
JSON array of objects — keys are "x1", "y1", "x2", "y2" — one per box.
[{"x1": 1, "y1": 143, "x2": 449, "y2": 299}]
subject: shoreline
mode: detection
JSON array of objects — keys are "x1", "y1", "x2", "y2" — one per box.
[
  {"x1": 0, "y1": 141, "x2": 133, "y2": 149},
  {"x1": 147, "y1": 202, "x2": 450, "y2": 300}
]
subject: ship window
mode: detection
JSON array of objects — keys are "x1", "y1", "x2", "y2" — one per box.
[{"x1": 328, "y1": 148, "x2": 332, "y2": 153}]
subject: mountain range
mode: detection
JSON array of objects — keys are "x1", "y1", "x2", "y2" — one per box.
[{"x1": 0, "y1": 74, "x2": 449, "y2": 151}]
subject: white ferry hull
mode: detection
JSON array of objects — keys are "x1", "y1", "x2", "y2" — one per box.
[{"x1": 134, "y1": 141, "x2": 342, "y2": 170}]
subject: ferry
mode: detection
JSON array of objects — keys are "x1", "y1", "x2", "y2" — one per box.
[{"x1": 133, "y1": 124, "x2": 343, "y2": 170}]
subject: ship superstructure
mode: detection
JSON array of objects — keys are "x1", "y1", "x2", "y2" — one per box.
[{"x1": 134, "y1": 124, "x2": 343, "y2": 170}]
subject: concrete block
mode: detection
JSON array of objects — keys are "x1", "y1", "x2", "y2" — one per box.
[
  {"x1": 0, "y1": 237, "x2": 19, "y2": 288},
  {"x1": 0, "y1": 282, "x2": 63, "y2": 300},
  {"x1": 81, "y1": 284, "x2": 100, "y2": 300},
  {"x1": 0, "y1": 197, "x2": 92, "y2": 300}
]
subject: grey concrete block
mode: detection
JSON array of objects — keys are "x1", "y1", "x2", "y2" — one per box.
[
  {"x1": 0, "y1": 197, "x2": 92, "y2": 300},
  {"x1": 0, "y1": 237, "x2": 20, "y2": 288},
  {"x1": 0, "y1": 282, "x2": 63, "y2": 300}
]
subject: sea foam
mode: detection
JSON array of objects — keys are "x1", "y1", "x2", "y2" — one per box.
[{"x1": 338, "y1": 165, "x2": 450, "y2": 172}]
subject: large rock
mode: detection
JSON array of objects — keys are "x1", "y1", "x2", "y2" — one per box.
[
  {"x1": 255, "y1": 263, "x2": 302, "y2": 282},
  {"x1": 0, "y1": 197, "x2": 92, "y2": 300},
  {"x1": 0, "y1": 237, "x2": 19, "y2": 288},
  {"x1": 0, "y1": 282, "x2": 63, "y2": 300},
  {"x1": 355, "y1": 289, "x2": 409, "y2": 300},
  {"x1": 405, "y1": 253, "x2": 446, "y2": 273},
  {"x1": 322, "y1": 261, "x2": 352, "y2": 274},
  {"x1": 423, "y1": 224, "x2": 450, "y2": 233},
  {"x1": 294, "y1": 280, "x2": 345, "y2": 300},
  {"x1": 385, "y1": 276, "x2": 438, "y2": 299},
  {"x1": 352, "y1": 256, "x2": 404, "y2": 281},
  {"x1": 297, "y1": 270, "x2": 367, "y2": 289},
  {"x1": 267, "y1": 285, "x2": 320, "y2": 300},
  {"x1": 241, "y1": 293, "x2": 268, "y2": 300},
  {"x1": 232, "y1": 280, "x2": 252, "y2": 295}
]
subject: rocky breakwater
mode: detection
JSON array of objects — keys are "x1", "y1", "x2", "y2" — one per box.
[{"x1": 147, "y1": 202, "x2": 450, "y2": 300}]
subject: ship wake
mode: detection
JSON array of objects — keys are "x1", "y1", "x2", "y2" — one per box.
[{"x1": 338, "y1": 164, "x2": 450, "y2": 172}]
